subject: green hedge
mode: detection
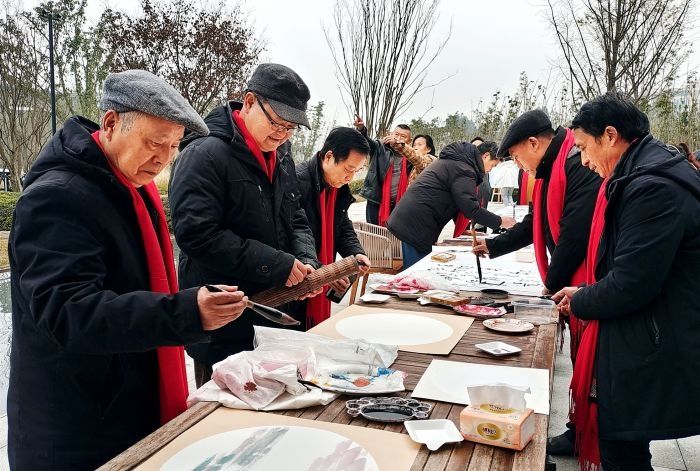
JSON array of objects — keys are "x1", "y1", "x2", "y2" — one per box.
[
  {"x1": 349, "y1": 179, "x2": 364, "y2": 195},
  {"x1": 0, "y1": 192, "x2": 21, "y2": 231}
]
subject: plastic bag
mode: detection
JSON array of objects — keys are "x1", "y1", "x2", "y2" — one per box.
[{"x1": 388, "y1": 270, "x2": 459, "y2": 292}]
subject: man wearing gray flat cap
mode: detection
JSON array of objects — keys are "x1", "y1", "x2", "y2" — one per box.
[
  {"x1": 170, "y1": 63, "x2": 321, "y2": 386},
  {"x1": 8, "y1": 69, "x2": 249, "y2": 470}
]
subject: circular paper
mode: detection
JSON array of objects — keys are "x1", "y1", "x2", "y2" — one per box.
[
  {"x1": 335, "y1": 313, "x2": 453, "y2": 345},
  {"x1": 161, "y1": 425, "x2": 379, "y2": 471}
]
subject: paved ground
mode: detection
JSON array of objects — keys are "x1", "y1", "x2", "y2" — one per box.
[{"x1": 0, "y1": 200, "x2": 697, "y2": 470}]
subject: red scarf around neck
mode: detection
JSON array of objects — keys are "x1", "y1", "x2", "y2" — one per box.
[
  {"x1": 519, "y1": 170, "x2": 530, "y2": 205},
  {"x1": 306, "y1": 186, "x2": 338, "y2": 328},
  {"x1": 570, "y1": 179, "x2": 608, "y2": 470},
  {"x1": 378, "y1": 157, "x2": 408, "y2": 226},
  {"x1": 232, "y1": 110, "x2": 276, "y2": 182},
  {"x1": 532, "y1": 128, "x2": 588, "y2": 362},
  {"x1": 91, "y1": 131, "x2": 188, "y2": 425}
]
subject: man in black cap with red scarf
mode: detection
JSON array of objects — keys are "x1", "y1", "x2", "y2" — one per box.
[
  {"x1": 472, "y1": 109, "x2": 601, "y2": 456},
  {"x1": 170, "y1": 63, "x2": 321, "y2": 387}
]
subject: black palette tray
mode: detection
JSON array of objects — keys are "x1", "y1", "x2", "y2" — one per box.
[{"x1": 345, "y1": 396, "x2": 433, "y2": 423}]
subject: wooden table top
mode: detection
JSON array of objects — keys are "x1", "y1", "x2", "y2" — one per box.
[{"x1": 99, "y1": 294, "x2": 558, "y2": 471}]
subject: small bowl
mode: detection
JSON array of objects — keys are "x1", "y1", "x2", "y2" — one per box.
[
  {"x1": 405, "y1": 419, "x2": 464, "y2": 451},
  {"x1": 360, "y1": 293, "x2": 390, "y2": 303}
]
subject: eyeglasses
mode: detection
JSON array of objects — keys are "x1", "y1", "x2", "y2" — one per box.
[{"x1": 255, "y1": 97, "x2": 300, "y2": 135}]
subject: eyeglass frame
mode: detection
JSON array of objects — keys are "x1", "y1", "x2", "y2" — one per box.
[{"x1": 255, "y1": 96, "x2": 301, "y2": 135}]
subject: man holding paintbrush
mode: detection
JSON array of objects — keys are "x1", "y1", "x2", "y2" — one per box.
[{"x1": 472, "y1": 110, "x2": 602, "y2": 456}]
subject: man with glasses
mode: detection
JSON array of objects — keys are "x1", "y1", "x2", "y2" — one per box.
[
  {"x1": 169, "y1": 63, "x2": 320, "y2": 387},
  {"x1": 296, "y1": 127, "x2": 372, "y2": 327}
]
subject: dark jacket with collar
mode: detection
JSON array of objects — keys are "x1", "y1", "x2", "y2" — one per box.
[
  {"x1": 485, "y1": 127, "x2": 602, "y2": 292},
  {"x1": 296, "y1": 153, "x2": 365, "y2": 258},
  {"x1": 169, "y1": 101, "x2": 319, "y2": 366},
  {"x1": 570, "y1": 135, "x2": 700, "y2": 441},
  {"x1": 8, "y1": 117, "x2": 206, "y2": 470},
  {"x1": 386, "y1": 141, "x2": 504, "y2": 253},
  {"x1": 358, "y1": 128, "x2": 413, "y2": 204}
]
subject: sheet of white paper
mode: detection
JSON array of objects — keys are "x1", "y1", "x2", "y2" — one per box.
[
  {"x1": 403, "y1": 245, "x2": 543, "y2": 296},
  {"x1": 493, "y1": 204, "x2": 530, "y2": 223},
  {"x1": 335, "y1": 313, "x2": 454, "y2": 346},
  {"x1": 411, "y1": 359, "x2": 551, "y2": 414}
]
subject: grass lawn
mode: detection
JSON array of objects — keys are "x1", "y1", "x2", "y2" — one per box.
[{"x1": 0, "y1": 233, "x2": 8, "y2": 270}]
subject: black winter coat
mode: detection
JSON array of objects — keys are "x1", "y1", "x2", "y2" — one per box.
[
  {"x1": 169, "y1": 101, "x2": 319, "y2": 366},
  {"x1": 486, "y1": 127, "x2": 602, "y2": 291},
  {"x1": 358, "y1": 131, "x2": 413, "y2": 204},
  {"x1": 570, "y1": 135, "x2": 700, "y2": 441},
  {"x1": 8, "y1": 117, "x2": 206, "y2": 470},
  {"x1": 387, "y1": 142, "x2": 503, "y2": 253},
  {"x1": 296, "y1": 153, "x2": 365, "y2": 258}
]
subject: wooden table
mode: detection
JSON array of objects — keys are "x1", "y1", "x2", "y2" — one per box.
[{"x1": 100, "y1": 296, "x2": 558, "y2": 471}]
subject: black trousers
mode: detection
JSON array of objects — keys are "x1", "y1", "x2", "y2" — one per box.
[
  {"x1": 194, "y1": 360, "x2": 214, "y2": 389},
  {"x1": 599, "y1": 438, "x2": 652, "y2": 471}
]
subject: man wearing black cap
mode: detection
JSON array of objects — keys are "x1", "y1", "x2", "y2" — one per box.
[
  {"x1": 8, "y1": 70, "x2": 249, "y2": 470},
  {"x1": 169, "y1": 63, "x2": 321, "y2": 387},
  {"x1": 472, "y1": 109, "x2": 601, "y2": 456}
]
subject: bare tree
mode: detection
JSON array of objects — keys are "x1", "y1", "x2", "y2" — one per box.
[
  {"x1": 0, "y1": 9, "x2": 50, "y2": 191},
  {"x1": 547, "y1": 0, "x2": 693, "y2": 104},
  {"x1": 26, "y1": 0, "x2": 113, "y2": 123},
  {"x1": 102, "y1": 0, "x2": 263, "y2": 116},
  {"x1": 325, "y1": 0, "x2": 451, "y2": 137},
  {"x1": 290, "y1": 102, "x2": 333, "y2": 163}
]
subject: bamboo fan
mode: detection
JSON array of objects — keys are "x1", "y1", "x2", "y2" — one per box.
[{"x1": 250, "y1": 256, "x2": 360, "y2": 307}]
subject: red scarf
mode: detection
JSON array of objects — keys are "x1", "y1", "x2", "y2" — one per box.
[
  {"x1": 306, "y1": 187, "x2": 337, "y2": 328},
  {"x1": 91, "y1": 132, "x2": 188, "y2": 425},
  {"x1": 532, "y1": 128, "x2": 588, "y2": 362},
  {"x1": 232, "y1": 110, "x2": 276, "y2": 182},
  {"x1": 453, "y1": 185, "x2": 480, "y2": 237},
  {"x1": 519, "y1": 170, "x2": 529, "y2": 205},
  {"x1": 570, "y1": 179, "x2": 608, "y2": 470},
  {"x1": 378, "y1": 157, "x2": 408, "y2": 226}
]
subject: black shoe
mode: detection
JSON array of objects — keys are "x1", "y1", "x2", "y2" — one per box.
[{"x1": 547, "y1": 432, "x2": 576, "y2": 456}]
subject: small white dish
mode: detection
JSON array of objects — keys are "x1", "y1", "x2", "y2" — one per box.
[
  {"x1": 404, "y1": 419, "x2": 464, "y2": 451},
  {"x1": 475, "y1": 341, "x2": 522, "y2": 356},
  {"x1": 360, "y1": 293, "x2": 390, "y2": 304}
]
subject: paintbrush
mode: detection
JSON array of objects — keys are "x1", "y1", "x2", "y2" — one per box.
[
  {"x1": 204, "y1": 285, "x2": 300, "y2": 326},
  {"x1": 471, "y1": 222, "x2": 483, "y2": 284}
]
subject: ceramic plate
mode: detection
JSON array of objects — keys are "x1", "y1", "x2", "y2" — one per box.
[{"x1": 482, "y1": 318, "x2": 534, "y2": 333}]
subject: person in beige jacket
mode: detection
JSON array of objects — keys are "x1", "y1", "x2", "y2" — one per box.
[{"x1": 387, "y1": 133, "x2": 437, "y2": 184}]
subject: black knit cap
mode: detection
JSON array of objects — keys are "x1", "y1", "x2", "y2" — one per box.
[
  {"x1": 246, "y1": 63, "x2": 311, "y2": 129},
  {"x1": 497, "y1": 109, "x2": 554, "y2": 157}
]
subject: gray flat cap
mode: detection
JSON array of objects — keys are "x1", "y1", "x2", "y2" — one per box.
[{"x1": 100, "y1": 69, "x2": 209, "y2": 136}]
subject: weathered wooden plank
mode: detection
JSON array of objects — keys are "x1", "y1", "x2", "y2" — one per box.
[{"x1": 97, "y1": 401, "x2": 219, "y2": 471}]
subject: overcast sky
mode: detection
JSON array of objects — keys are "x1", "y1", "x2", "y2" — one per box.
[{"x1": 28, "y1": 0, "x2": 700, "y2": 126}]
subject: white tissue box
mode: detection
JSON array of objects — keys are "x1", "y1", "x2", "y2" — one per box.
[{"x1": 459, "y1": 403, "x2": 535, "y2": 451}]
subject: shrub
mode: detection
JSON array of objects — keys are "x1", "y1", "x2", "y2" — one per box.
[
  {"x1": 349, "y1": 178, "x2": 364, "y2": 195},
  {"x1": 0, "y1": 192, "x2": 21, "y2": 231}
]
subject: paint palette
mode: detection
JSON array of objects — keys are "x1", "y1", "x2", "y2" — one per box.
[
  {"x1": 475, "y1": 341, "x2": 522, "y2": 356},
  {"x1": 483, "y1": 318, "x2": 535, "y2": 333},
  {"x1": 453, "y1": 303, "x2": 506, "y2": 319},
  {"x1": 346, "y1": 397, "x2": 433, "y2": 423}
]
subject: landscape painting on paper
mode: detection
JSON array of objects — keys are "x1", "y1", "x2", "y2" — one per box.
[{"x1": 161, "y1": 426, "x2": 379, "y2": 471}]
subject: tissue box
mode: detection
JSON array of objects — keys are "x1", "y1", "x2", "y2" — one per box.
[{"x1": 459, "y1": 403, "x2": 535, "y2": 451}]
